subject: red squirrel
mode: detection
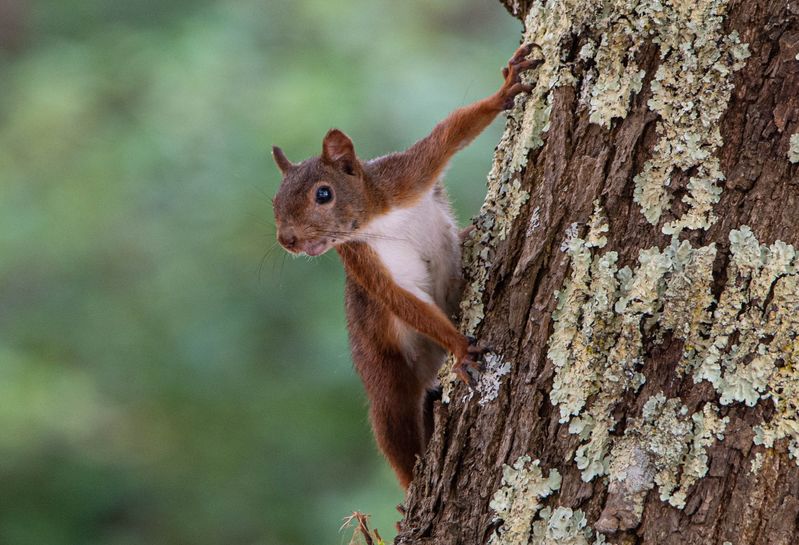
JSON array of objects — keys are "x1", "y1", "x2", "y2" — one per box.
[{"x1": 271, "y1": 44, "x2": 541, "y2": 489}]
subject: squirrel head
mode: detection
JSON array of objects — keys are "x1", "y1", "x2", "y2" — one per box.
[{"x1": 271, "y1": 129, "x2": 370, "y2": 256}]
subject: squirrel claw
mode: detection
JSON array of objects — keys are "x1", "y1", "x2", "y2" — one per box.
[
  {"x1": 454, "y1": 362, "x2": 478, "y2": 388},
  {"x1": 512, "y1": 42, "x2": 535, "y2": 62},
  {"x1": 498, "y1": 43, "x2": 542, "y2": 109},
  {"x1": 454, "y1": 338, "x2": 489, "y2": 386}
]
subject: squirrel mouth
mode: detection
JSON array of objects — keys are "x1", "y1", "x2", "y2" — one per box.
[{"x1": 303, "y1": 239, "x2": 330, "y2": 257}]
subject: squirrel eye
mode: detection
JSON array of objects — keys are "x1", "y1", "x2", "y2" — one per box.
[{"x1": 315, "y1": 185, "x2": 333, "y2": 204}]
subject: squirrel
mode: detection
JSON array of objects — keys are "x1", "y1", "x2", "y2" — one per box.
[{"x1": 270, "y1": 44, "x2": 541, "y2": 489}]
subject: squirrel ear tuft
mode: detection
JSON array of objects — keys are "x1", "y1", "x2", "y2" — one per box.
[
  {"x1": 272, "y1": 146, "x2": 294, "y2": 174},
  {"x1": 322, "y1": 129, "x2": 357, "y2": 175}
]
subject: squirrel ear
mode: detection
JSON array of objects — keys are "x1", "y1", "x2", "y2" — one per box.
[
  {"x1": 322, "y1": 129, "x2": 358, "y2": 175},
  {"x1": 272, "y1": 146, "x2": 294, "y2": 174}
]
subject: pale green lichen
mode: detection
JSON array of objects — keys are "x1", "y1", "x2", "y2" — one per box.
[
  {"x1": 488, "y1": 456, "x2": 562, "y2": 545},
  {"x1": 679, "y1": 403, "x2": 729, "y2": 504},
  {"x1": 551, "y1": 219, "x2": 799, "y2": 528},
  {"x1": 526, "y1": 206, "x2": 542, "y2": 237},
  {"x1": 531, "y1": 506, "x2": 597, "y2": 545},
  {"x1": 603, "y1": 394, "x2": 727, "y2": 529},
  {"x1": 462, "y1": 352, "x2": 513, "y2": 406},
  {"x1": 660, "y1": 241, "x2": 717, "y2": 370},
  {"x1": 753, "y1": 337, "x2": 799, "y2": 461},
  {"x1": 750, "y1": 452, "x2": 764, "y2": 474},
  {"x1": 450, "y1": 0, "x2": 700, "y2": 399},
  {"x1": 505, "y1": 0, "x2": 601, "y2": 175},
  {"x1": 588, "y1": 19, "x2": 645, "y2": 128},
  {"x1": 585, "y1": 201, "x2": 609, "y2": 249},
  {"x1": 630, "y1": 0, "x2": 750, "y2": 235},
  {"x1": 549, "y1": 205, "x2": 696, "y2": 482},
  {"x1": 690, "y1": 228, "x2": 799, "y2": 463},
  {"x1": 443, "y1": 172, "x2": 529, "y2": 401},
  {"x1": 458, "y1": 178, "x2": 530, "y2": 333},
  {"x1": 789, "y1": 133, "x2": 799, "y2": 163},
  {"x1": 548, "y1": 206, "x2": 616, "y2": 424},
  {"x1": 551, "y1": 220, "x2": 799, "y2": 514}
]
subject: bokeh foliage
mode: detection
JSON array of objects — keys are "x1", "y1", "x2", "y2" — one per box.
[{"x1": 0, "y1": 1, "x2": 519, "y2": 543}]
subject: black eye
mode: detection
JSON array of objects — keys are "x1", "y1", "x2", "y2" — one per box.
[{"x1": 315, "y1": 186, "x2": 333, "y2": 204}]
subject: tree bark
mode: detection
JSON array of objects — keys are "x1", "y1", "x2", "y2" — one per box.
[{"x1": 396, "y1": 1, "x2": 799, "y2": 544}]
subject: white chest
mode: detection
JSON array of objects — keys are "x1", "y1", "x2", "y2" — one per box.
[{"x1": 359, "y1": 188, "x2": 459, "y2": 309}]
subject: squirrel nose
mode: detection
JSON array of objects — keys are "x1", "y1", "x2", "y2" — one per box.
[{"x1": 278, "y1": 230, "x2": 298, "y2": 250}]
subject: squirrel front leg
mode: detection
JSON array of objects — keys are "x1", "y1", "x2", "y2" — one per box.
[
  {"x1": 374, "y1": 43, "x2": 542, "y2": 204},
  {"x1": 337, "y1": 242, "x2": 485, "y2": 384}
]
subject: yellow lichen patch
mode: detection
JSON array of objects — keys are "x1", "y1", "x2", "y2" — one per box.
[
  {"x1": 488, "y1": 456, "x2": 562, "y2": 545},
  {"x1": 631, "y1": 0, "x2": 750, "y2": 234}
]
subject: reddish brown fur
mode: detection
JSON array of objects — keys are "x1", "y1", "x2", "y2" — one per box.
[{"x1": 271, "y1": 44, "x2": 541, "y2": 488}]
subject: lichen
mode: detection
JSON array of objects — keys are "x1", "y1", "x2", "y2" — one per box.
[
  {"x1": 588, "y1": 19, "x2": 645, "y2": 128},
  {"x1": 445, "y1": 0, "x2": 604, "y2": 399},
  {"x1": 443, "y1": 175, "x2": 530, "y2": 401},
  {"x1": 679, "y1": 403, "x2": 729, "y2": 504},
  {"x1": 459, "y1": 0, "x2": 613, "y2": 331},
  {"x1": 526, "y1": 206, "x2": 542, "y2": 237},
  {"x1": 461, "y1": 352, "x2": 513, "y2": 406},
  {"x1": 789, "y1": 133, "x2": 799, "y2": 163},
  {"x1": 688, "y1": 228, "x2": 799, "y2": 462},
  {"x1": 560, "y1": 222, "x2": 581, "y2": 253},
  {"x1": 585, "y1": 201, "x2": 609, "y2": 249},
  {"x1": 750, "y1": 452, "x2": 764, "y2": 474},
  {"x1": 595, "y1": 441, "x2": 655, "y2": 533},
  {"x1": 630, "y1": 0, "x2": 750, "y2": 235},
  {"x1": 550, "y1": 218, "x2": 799, "y2": 527},
  {"x1": 531, "y1": 506, "x2": 596, "y2": 545},
  {"x1": 488, "y1": 456, "x2": 562, "y2": 545},
  {"x1": 661, "y1": 241, "x2": 718, "y2": 371},
  {"x1": 549, "y1": 205, "x2": 694, "y2": 482},
  {"x1": 603, "y1": 394, "x2": 728, "y2": 529}
]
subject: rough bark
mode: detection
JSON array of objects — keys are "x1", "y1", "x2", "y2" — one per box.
[{"x1": 396, "y1": 1, "x2": 799, "y2": 544}]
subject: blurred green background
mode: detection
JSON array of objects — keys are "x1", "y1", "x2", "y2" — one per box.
[{"x1": 0, "y1": 1, "x2": 520, "y2": 543}]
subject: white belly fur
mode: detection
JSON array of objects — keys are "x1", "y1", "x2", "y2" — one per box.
[{"x1": 358, "y1": 185, "x2": 461, "y2": 382}]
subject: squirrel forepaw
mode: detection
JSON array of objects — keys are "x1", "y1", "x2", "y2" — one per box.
[
  {"x1": 454, "y1": 337, "x2": 489, "y2": 387},
  {"x1": 498, "y1": 43, "x2": 543, "y2": 110}
]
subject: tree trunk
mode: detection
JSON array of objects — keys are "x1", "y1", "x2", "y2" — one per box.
[{"x1": 396, "y1": 1, "x2": 799, "y2": 544}]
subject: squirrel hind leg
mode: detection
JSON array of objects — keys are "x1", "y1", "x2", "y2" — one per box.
[{"x1": 368, "y1": 379, "x2": 427, "y2": 490}]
